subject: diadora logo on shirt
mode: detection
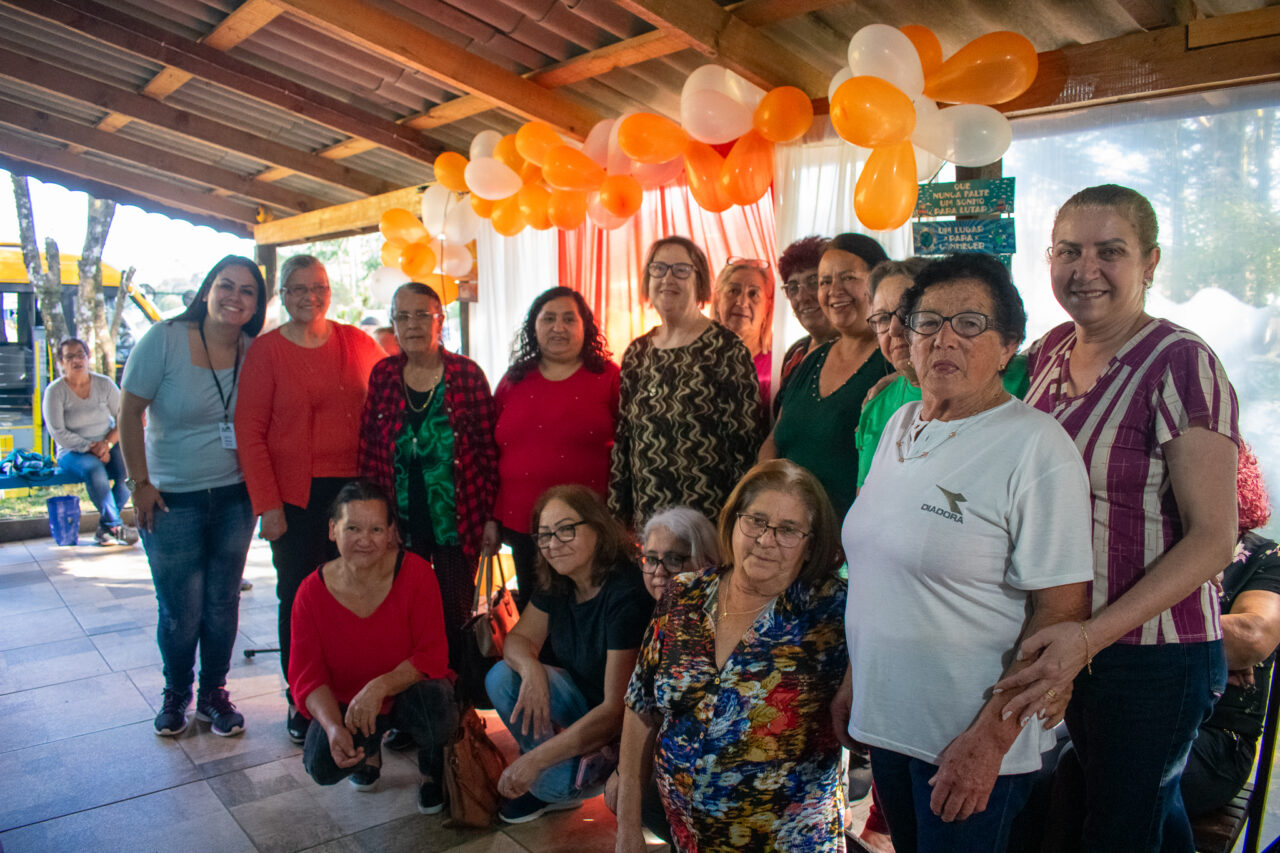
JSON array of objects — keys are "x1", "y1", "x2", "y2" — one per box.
[{"x1": 921, "y1": 485, "x2": 965, "y2": 523}]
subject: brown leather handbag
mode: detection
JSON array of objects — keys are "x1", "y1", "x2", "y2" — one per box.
[
  {"x1": 442, "y1": 707, "x2": 508, "y2": 828},
  {"x1": 469, "y1": 553, "x2": 519, "y2": 658}
]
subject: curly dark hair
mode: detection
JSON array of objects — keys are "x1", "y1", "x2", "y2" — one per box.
[
  {"x1": 901, "y1": 253, "x2": 1027, "y2": 348},
  {"x1": 506, "y1": 287, "x2": 612, "y2": 383},
  {"x1": 778, "y1": 236, "x2": 827, "y2": 284}
]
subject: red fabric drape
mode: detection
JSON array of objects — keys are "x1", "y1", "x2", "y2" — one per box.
[{"x1": 558, "y1": 180, "x2": 777, "y2": 360}]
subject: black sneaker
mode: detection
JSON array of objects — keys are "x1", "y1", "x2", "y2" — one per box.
[
  {"x1": 154, "y1": 688, "x2": 191, "y2": 736},
  {"x1": 349, "y1": 764, "x2": 381, "y2": 792},
  {"x1": 384, "y1": 728, "x2": 415, "y2": 751},
  {"x1": 498, "y1": 791, "x2": 583, "y2": 824},
  {"x1": 94, "y1": 525, "x2": 114, "y2": 546},
  {"x1": 195, "y1": 687, "x2": 245, "y2": 737},
  {"x1": 417, "y1": 778, "x2": 445, "y2": 814},
  {"x1": 286, "y1": 706, "x2": 309, "y2": 744}
]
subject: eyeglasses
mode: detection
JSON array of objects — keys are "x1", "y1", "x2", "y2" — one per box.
[
  {"x1": 647, "y1": 261, "x2": 695, "y2": 280},
  {"x1": 535, "y1": 520, "x2": 586, "y2": 548},
  {"x1": 905, "y1": 311, "x2": 997, "y2": 338},
  {"x1": 867, "y1": 311, "x2": 901, "y2": 333},
  {"x1": 392, "y1": 310, "x2": 444, "y2": 325},
  {"x1": 283, "y1": 284, "x2": 330, "y2": 297},
  {"x1": 736, "y1": 513, "x2": 810, "y2": 548},
  {"x1": 727, "y1": 256, "x2": 769, "y2": 270},
  {"x1": 641, "y1": 552, "x2": 690, "y2": 575},
  {"x1": 781, "y1": 273, "x2": 820, "y2": 300}
]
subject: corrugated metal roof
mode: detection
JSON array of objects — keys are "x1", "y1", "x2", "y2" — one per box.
[
  {"x1": 0, "y1": 77, "x2": 108, "y2": 126},
  {"x1": 0, "y1": 6, "x2": 165, "y2": 90},
  {"x1": 162, "y1": 79, "x2": 348, "y2": 152},
  {"x1": 115, "y1": 121, "x2": 269, "y2": 174},
  {"x1": 270, "y1": 172, "x2": 365, "y2": 206},
  {"x1": 339, "y1": 147, "x2": 435, "y2": 188}
]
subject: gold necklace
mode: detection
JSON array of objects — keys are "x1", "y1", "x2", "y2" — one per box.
[
  {"x1": 403, "y1": 373, "x2": 441, "y2": 413},
  {"x1": 718, "y1": 601, "x2": 770, "y2": 619}
]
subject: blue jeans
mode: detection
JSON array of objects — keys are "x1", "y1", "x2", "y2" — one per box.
[
  {"x1": 1065, "y1": 639, "x2": 1226, "y2": 853},
  {"x1": 485, "y1": 660, "x2": 594, "y2": 803},
  {"x1": 868, "y1": 746, "x2": 1037, "y2": 853},
  {"x1": 57, "y1": 445, "x2": 128, "y2": 527},
  {"x1": 139, "y1": 483, "x2": 254, "y2": 695}
]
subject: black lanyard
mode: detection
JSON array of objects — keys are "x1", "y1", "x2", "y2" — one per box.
[{"x1": 199, "y1": 323, "x2": 242, "y2": 423}]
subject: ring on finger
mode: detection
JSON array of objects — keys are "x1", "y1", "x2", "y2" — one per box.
[{"x1": 1045, "y1": 688, "x2": 1057, "y2": 700}]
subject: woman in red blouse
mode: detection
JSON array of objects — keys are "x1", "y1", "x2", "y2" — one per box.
[
  {"x1": 493, "y1": 287, "x2": 619, "y2": 609},
  {"x1": 289, "y1": 479, "x2": 457, "y2": 813}
]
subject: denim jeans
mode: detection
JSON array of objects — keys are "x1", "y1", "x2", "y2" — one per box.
[
  {"x1": 1065, "y1": 639, "x2": 1227, "y2": 853},
  {"x1": 868, "y1": 746, "x2": 1037, "y2": 853},
  {"x1": 485, "y1": 660, "x2": 595, "y2": 803},
  {"x1": 303, "y1": 679, "x2": 458, "y2": 784},
  {"x1": 140, "y1": 482, "x2": 254, "y2": 695},
  {"x1": 57, "y1": 445, "x2": 128, "y2": 528}
]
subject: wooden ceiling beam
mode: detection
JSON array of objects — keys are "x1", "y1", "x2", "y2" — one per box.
[
  {"x1": 254, "y1": 184, "x2": 424, "y2": 247},
  {"x1": 729, "y1": 0, "x2": 852, "y2": 28},
  {"x1": 4, "y1": 0, "x2": 443, "y2": 164},
  {"x1": 1001, "y1": 6, "x2": 1280, "y2": 116},
  {"x1": 0, "y1": 99, "x2": 331, "y2": 214},
  {"x1": 274, "y1": 0, "x2": 604, "y2": 140},
  {"x1": 0, "y1": 129, "x2": 259, "y2": 226},
  {"x1": 0, "y1": 48, "x2": 396, "y2": 196}
]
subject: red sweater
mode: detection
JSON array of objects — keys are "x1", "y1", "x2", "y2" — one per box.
[
  {"x1": 493, "y1": 362, "x2": 620, "y2": 533},
  {"x1": 288, "y1": 551, "x2": 452, "y2": 718},
  {"x1": 235, "y1": 323, "x2": 386, "y2": 515}
]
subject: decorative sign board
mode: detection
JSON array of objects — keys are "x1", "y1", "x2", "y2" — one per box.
[
  {"x1": 912, "y1": 218, "x2": 1017, "y2": 256},
  {"x1": 916, "y1": 178, "x2": 1016, "y2": 218}
]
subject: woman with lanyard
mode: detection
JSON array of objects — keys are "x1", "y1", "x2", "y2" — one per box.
[{"x1": 120, "y1": 255, "x2": 267, "y2": 738}]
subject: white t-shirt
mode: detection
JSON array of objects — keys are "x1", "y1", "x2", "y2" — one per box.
[{"x1": 843, "y1": 397, "x2": 1093, "y2": 774}]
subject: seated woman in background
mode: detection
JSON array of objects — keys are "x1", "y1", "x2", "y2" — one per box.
[
  {"x1": 616, "y1": 460, "x2": 848, "y2": 852},
  {"x1": 486, "y1": 485, "x2": 654, "y2": 825},
  {"x1": 42, "y1": 337, "x2": 133, "y2": 546},
  {"x1": 711, "y1": 257, "x2": 775, "y2": 407},
  {"x1": 494, "y1": 286, "x2": 619, "y2": 609},
  {"x1": 289, "y1": 479, "x2": 458, "y2": 814}
]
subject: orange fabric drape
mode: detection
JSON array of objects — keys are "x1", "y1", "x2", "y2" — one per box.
[{"x1": 558, "y1": 181, "x2": 777, "y2": 360}]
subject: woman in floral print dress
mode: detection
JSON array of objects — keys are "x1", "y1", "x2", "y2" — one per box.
[{"x1": 615, "y1": 460, "x2": 847, "y2": 852}]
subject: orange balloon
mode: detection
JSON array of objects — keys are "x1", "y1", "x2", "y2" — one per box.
[
  {"x1": 399, "y1": 239, "x2": 438, "y2": 279},
  {"x1": 470, "y1": 193, "x2": 494, "y2": 219},
  {"x1": 900, "y1": 26, "x2": 943, "y2": 79},
  {"x1": 379, "y1": 240, "x2": 403, "y2": 268},
  {"x1": 924, "y1": 31, "x2": 1039, "y2": 105},
  {"x1": 683, "y1": 140, "x2": 732, "y2": 213},
  {"x1": 378, "y1": 208, "x2": 428, "y2": 244},
  {"x1": 433, "y1": 152, "x2": 469, "y2": 193},
  {"x1": 598, "y1": 174, "x2": 643, "y2": 219},
  {"x1": 433, "y1": 275, "x2": 460, "y2": 307},
  {"x1": 752, "y1": 87, "x2": 814, "y2": 143},
  {"x1": 720, "y1": 130, "x2": 774, "y2": 206},
  {"x1": 542, "y1": 145, "x2": 606, "y2": 192},
  {"x1": 547, "y1": 189, "x2": 588, "y2": 230},
  {"x1": 515, "y1": 121, "x2": 563, "y2": 167},
  {"x1": 520, "y1": 161, "x2": 543, "y2": 186},
  {"x1": 617, "y1": 113, "x2": 689, "y2": 164},
  {"x1": 490, "y1": 195, "x2": 526, "y2": 237},
  {"x1": 831, "y1": 77, "x2": 916, "y2": 148},
  {"x1": 494, "y1": 134, "x2": 525, "y2": 174},
  {"x1": 518, "y1": 184, "x2": 552, "y2": 230},
  {"x1": 854, "y1": 141, "x2": 918, "y2": 231}
]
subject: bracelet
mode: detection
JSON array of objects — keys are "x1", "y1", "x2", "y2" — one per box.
[{"x1": 1079, "y1": 622, "x2": 1094, "y2": 675}]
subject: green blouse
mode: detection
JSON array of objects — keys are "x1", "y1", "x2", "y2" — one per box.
[{"x1": 394, "y1": 380, "x2": 459, "y2": 549}]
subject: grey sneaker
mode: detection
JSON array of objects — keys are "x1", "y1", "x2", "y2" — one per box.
[
  {"x1": 109, "y1": 525, "x2": 139, "y2": 546},
  {"x1": 154, "y1": 688, "x2": 191, "y2": 736},
  {"x1": 94, "y1": 525, "x2": 114, "y2": 546},
  {"x1": 195, "y1": 687, "x2": 245, "y2": 737}
]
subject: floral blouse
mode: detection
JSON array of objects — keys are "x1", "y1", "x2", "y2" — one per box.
[{"x1": 625, "y1": 568, "x2": 848, "y2": 852}]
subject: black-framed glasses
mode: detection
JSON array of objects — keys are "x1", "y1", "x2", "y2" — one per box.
[
  {"x1": 283, "y1": 284, "x2": 331, "y2": 297},
  {"x1": 867, "y1": 311, "x2": 901, "y2": 333},
  {"x1": 641, "y1": 552, "x2": 690, "y2": 575},
  {"x1": 781, "y1": 273, "x2": 820, "y2": 300},
  {"x1": 736, "y1": 513, "x2": 810, "y2": 548},
  {"x1": 535, "y1": 520, "x2": 586, "y2": 548},
  {"x1": 647, "y1": 261, "x2": 695, "y2": 280},
  {"x1": 905, "y1": 310, "x2": 996, "y2": 338},
  {"x1": 392, "y1": 310, "x2": 444, "y2": 325}
]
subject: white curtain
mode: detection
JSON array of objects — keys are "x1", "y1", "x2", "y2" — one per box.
[{"x1": 471, "y1": 225, "x2": 559, "y2": 388}]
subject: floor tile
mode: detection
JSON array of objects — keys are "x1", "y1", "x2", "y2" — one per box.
[
  {"x1": 178, "y1": 691, "x2": 302, "y2": 778},
  {"x1": 0, "y1": 567, "x2": 48, "y2": 589},
  {"x1": 228, "y1": 785, "x2": 349, "y2": 853},
  {"x1": 0, "y1": 671, "x2": 152, "y2": 754},
  {"x1": 90, "y1": 626, "x2": 163, "y2": 671},
  {"x1": 0, "y1": 575, "x2": 65, "y2": 619},
  {"x1": 498, "y1": 796, "x2": 627, "y2": 853},
  {"x1": 0, "y1": 541, "x2": 33, "y2": 565},
  {"x1": 0, "y1": 636, "x2": 110, "y2": 695},
  {"x1": 0, "y1": 779, "x2": 254, "y2": 853},
  {"x1": 0, "y1": 606, "x2": 85, "y2": 651},
  {"x1": 337, "y1": 810, "x2": 512, "y2": 853},
  {"x1": 0, "y1": 720, "x2": 200, "y2": 831},
  {"x1": 125, "y1": 635, "x2": 288, "y2": 713},
  {"x1": 238, "y1": 601, "x2": 282, "y2": 648}
]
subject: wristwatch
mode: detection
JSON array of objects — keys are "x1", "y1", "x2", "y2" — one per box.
[{"x1": 125, "y1": 477, "x2": 149, "y2": 492}]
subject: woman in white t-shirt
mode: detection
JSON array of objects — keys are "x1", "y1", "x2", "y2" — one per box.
[{"x1": 833, "y1": 253, "x2": 1095, "y2": 852}]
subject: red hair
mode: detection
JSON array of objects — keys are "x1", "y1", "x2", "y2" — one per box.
[{"x1": 1238, "y1": 443, "x2": 1272, "y2": 534}]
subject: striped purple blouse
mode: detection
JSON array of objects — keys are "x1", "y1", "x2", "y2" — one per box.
[{"x1": 1026, "y1": 319, "x2": 1240, "y2": 645}]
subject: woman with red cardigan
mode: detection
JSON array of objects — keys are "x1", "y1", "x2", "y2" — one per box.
[
  {"x1": 235, "y1": 254, "x2": 386, "y2": 743},
  {"x1": 493, "y1": 287, "x2": 619, "y2": 609}
]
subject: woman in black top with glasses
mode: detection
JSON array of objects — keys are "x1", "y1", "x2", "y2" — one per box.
[{"x1": 608, "y1": 237, "x2": 762, "y2": 532}]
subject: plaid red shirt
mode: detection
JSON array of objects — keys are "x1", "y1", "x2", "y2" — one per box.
[{"x1": 358, "y1": 350, "x2": 498, "y2": 563}]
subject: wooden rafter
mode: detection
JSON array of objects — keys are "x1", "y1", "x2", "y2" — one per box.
[
  {"x1": 730, "y1": 0, "x2": 852, "y2": 28},
  {"x1": 0, "y1": 99, "x2": 332, "y2": 214},
  {"x1": 0, "y1": 128, "x2": 259, "y2": 226},
  {"x1": 254, "y1": 185, "x2": 424, "y2": 247},
  {"x1": 273, "y1": 0, "x2": 605, "y2": 140},
  {"x1": 4, "y1": 0, "x2": 443, "y2": 164},
  {"x1": 0, "y1": 48, "x2": 396, "y2": 196}
]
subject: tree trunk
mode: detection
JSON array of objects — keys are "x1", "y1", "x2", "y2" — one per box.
[
  {"x1": 10, "y1": 174, "x2": 66, "y2": 344},
  {"x1": 108, "y1": 265, "x2": 134, "y2": 374},
  {"x1": 79, "y1": 196, "x2": 116, "y2": 373}
]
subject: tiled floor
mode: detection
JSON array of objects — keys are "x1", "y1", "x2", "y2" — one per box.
[{"x1": 0, "y1": 535, "x2": 668, "y2": 853}]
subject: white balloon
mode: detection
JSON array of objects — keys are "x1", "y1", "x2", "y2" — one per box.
[
  {"x1": 913, "y1": 145, "x2": 945, "y2": 181},
  {"x1": 606, "y1": 113, "x2": 635, "y2": 177},
  {"x1": 464, "y1": 157, "x2": 521, "y2": 201},
  {"x1": 913, "y1": 105, "x2": 1012, "y2": 167},
  {"x1": 847, "y1": 24, "x2": 925, "y2": 97},
  {"x1": 441, "y1": 242, "x2": 473, "y2": 277},
  {"x1": 682, "y1": 88, "x2": 753, "y2": 145},
  {"x1": 583, "y1": 119, "x2": 614, "y2": 168},
  {"x1": 828, "y1": 67, "x2": 854, "y2": 102},
  {"x1": 682, "y1": 64, "x2": 764, "y2": 111},
  {"x1": 419, "y1": 184, "x2": 453, "y2": 235},
  {"x1": 632, "y1": 156, "x2": 684, "y2": 190},
  {"x1": 367, "y1": 266, "x2": 410, "y2": 305},
  {"x1": 444, "y1": 198, "x2": 483, "y2": 244},
  {"x1": 469, "y1": 130, "x2": 501, "y2": 160},
  {"x1": 586, "y1": 192, "x2": 629, "y2": 230}
]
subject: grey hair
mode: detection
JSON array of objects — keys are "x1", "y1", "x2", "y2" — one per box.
[
  {"x1": 868, "y1": 257, "x2": 930, "y2": 301},
  {"x1": 641, "y1": 506, "x2": 721, "y2": 570},
  {"x1": 279, "y1": 254, "x2": 326, "y2": 292}
]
